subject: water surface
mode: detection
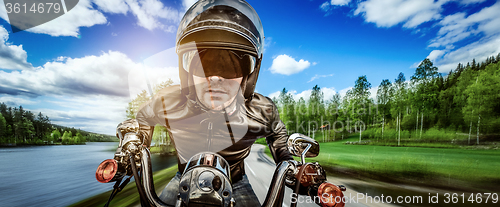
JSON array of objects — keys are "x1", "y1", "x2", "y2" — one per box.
[{"x1": 0, "y1": 143, "x2": 176, "y2": 207}]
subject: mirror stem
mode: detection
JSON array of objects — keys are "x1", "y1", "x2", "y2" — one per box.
[{"x1": 301, "y1": 144, "x2": 311, "y2": 164}]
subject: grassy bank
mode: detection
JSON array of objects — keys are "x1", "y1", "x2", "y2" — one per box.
[
  {"x1": 263, "y1": 135, "x2": 500, "y2": 191},
  {"x1": 329, "y1": 128, "x2": 499, "y2": 149},
  {"x1": 278, "y1": 135, "x2": 500, "y2": 191},
  {"x1": 150, "y1": 145, "x2": 176, "y2": 154},
  {"x1": 70, "y1": 166, "x2": 177, "y2": 207}
]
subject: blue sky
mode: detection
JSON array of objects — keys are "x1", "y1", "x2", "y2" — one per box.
[{"x1": 1, "y1": 0, "x2": 499, "y2": 135}]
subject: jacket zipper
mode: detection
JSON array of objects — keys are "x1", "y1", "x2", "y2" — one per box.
[{"x1": 207, "y1": 122, "x2": 213, "y2": 151}]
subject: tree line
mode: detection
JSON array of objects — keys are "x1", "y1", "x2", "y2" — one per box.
[
  {"x1": 273, "y1": 54, "x2": 500, "y2": 145},
  {"x1": 0, "y1": 103, "x2": 116, "y2": 145},
  {"x1": 124, "y1": 54, "x2": 500, "y2": 146}
]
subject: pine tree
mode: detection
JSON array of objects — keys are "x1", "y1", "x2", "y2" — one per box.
[
  {"x1": 455, "y1": 63, "x2": 463, "y2": 73},
  {"x1": 411, "y1": 58, "x2": 438, "y2": 82},
  {"x1": 377, "y1": 79, "x2": 393, "y2": 139},
  {"x1": 279, "y1": 88, "x2": 296, "y2": 133},
  {"x1": 0, "y1": 114, "x2": 6, "y2": 139}
]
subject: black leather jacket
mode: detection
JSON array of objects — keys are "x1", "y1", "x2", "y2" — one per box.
[{"x1": 136, "y1": 85, "x2": 293, "y2": 183}]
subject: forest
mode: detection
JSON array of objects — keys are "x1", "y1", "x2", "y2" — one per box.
[
  {"x1": 0, "y1": 103, "x2": 117, "y2": 145},
  {"x1": 273, "y1": 54, "x2": 500, "y2": 147},
  {"x1": 124, "y1": 54, "x2": 500, "y2": 149}
]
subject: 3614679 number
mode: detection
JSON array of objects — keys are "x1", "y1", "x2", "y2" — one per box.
[{"x1": 5, "y1": 3, "x2": 61, "y2": 14}]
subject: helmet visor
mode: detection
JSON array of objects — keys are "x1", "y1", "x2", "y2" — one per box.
[{"x1": 183, "y1": 49, "x2": 256, "y2": 79}]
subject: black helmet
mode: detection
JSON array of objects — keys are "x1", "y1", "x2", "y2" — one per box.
[{"x1": 176, "y1": 0, "x2": 264, "y2": 100}]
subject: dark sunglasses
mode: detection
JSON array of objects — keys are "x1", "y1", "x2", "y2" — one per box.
[{"x1": 183, "y1": 49, "x2": 256, "y2": 79}]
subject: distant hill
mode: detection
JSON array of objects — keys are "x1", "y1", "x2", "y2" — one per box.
[{"x1": 51, "y1": 124, "x2": 118, "y2": 142}]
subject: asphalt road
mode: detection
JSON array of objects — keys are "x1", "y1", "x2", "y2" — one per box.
[{"x1": 245, "y1": 144, "x2": 396, "y2": 207}]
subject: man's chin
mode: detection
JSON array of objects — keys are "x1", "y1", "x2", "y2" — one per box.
[
  {"x1": 210, "y1": 101, "x2": 226, "y2": 110},
  {"x1": 201, "y1": 99, "x2": 234, "y2": 111}
]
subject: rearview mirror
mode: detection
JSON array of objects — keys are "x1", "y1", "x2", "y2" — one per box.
[{"x1": 287, "y1": 133, "x2": 319, "y2": 161}]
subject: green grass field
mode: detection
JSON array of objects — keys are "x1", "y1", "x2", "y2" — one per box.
[{"x1": 279, "y1": 135, "x2": 500, "y2": 191}]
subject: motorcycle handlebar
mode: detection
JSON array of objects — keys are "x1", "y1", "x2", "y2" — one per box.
[
  {"x1": 262, "y1": 160, "x2": 298, "y2": 207},
  {"x1": 101, "y1": 145, "x2": 341, "y2": 207},
  {"x1": 139, "y1": 147, "x2": 173, "y2": 207},
  {"x1": 136, "y1": 148, "x2": 303, "y2": 207}
]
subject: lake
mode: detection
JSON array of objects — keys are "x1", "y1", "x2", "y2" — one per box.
[{"x1": 0, "y1": 142, "x2": 177, "y2": 207}]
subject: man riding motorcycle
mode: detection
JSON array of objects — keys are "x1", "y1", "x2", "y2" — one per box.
[{"x1": 132, "y1": 0, "x2": 293, "y2": 205}]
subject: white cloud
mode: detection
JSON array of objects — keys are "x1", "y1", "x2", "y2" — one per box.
[
  {"x1": 0, "y1": 88, "x2": 129, "y2": 135},
  {"x1": 0, "y1": 26, "x2": 33, "y2": 70},
  {"x1": 338, "y1": 87, "x2": 352, "y2": 99},
  {"x1": 269, "y1": 54, "x2": 311, "y2": 75},
  {"x1": 93, "y1": 0, "x2": 129, "y2": 14},
  {"x1": 369, "y1": 86, "x2": 378, "y2": 101},
  {"x1": 427, "y1": 50, "x2": 445, "y2": 62},
  {"x1": 320, "y1": 0, "x2": 351, "y2": 13},
  {"x1": 428, "y1": 2, "x2": 500, "y2": 72},
  {"x1": 93, "y1": 0, "x2": 182, "y2": 32},
  {"x1": 0, "y1": 95, "x2": 37, "y2": 106},
  {"x1": 322, "y1": 87, "x2": 337, "y2": 101},
  {"x1": 435, "y1": 35, "x2": 500, "y2": 72},
  {"x1": 0, "y1": 51, "x2": 132, "y2": 97},
  {"x1": 124, "y1": 0, "x2": 180, "y2": 32},
  {"x1": 133, "y1": 46, "x2": 180, "y2": 98},
  {"x1": 56, "y1": 56, "x2": 67, "y2": 62},
  {"x1": 24, "y1": 95, "x2": 130, "y2": 134},
  {"x1": 320, "y1": 1, "x2": 331, "y2": 12},
  {"x1": 354, "y1": 0, "x2": 446, "y2": 28},
  {"x1": 321, "y1": 0, "x2": 500, "y2": 73},
  {"x1": 430, "y1": 2, "x2": 500, "y2": 48},
  {"x1": 330, "y1": 0, "x2": 351, "y2": 6},
  {"x1": 268, "y1": 91, "x2": 281, "y2": 100},
  {"x1": 0, "y1": 0, "x2": 181, "y2": 36},
  {"x1": 23, "y1": 0, "x2": 107, "y2": 37},
  {"x1": 308, "y1": 74, "x2": 334, "y2": 83},
  {"x1": 292, "y1": 89, "x2": 312, "y2": 102}
]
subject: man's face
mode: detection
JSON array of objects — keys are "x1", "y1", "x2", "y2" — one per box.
[
  {"x1": 187, "y1": 48, "x2": 250, "y2": 110},
  {"x1": 193, "y1": 75, "x2": 242, "y2": 110}
]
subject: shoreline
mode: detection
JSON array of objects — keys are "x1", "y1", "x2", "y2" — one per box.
[{"x1": 0, "y1": 141, "x2": 120, "y2": 148}]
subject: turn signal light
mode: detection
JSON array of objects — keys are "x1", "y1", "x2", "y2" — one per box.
[
  {"x1": 96, "y1": 159, "x2": 118, "y2": 183},
  {"x1": 317, "y1": 182, "x2": 345, "y2": 207}
]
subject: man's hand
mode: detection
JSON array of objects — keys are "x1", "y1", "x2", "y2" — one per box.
[{"x1": 116, "y1": 119, "x2": 140, "y2": 139}]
